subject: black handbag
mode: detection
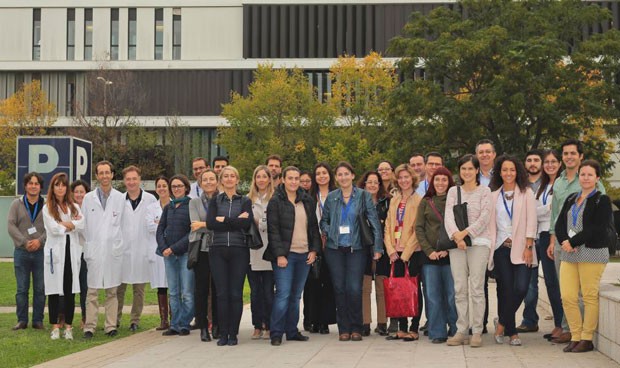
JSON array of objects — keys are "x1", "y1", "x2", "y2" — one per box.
[
  {"x1": 310, "y1": 255, "x2": 322, "y2": 279},
  {"x1": 426, "y1": 198, "x2": 457, "y2": 251},
  {"x1": 453, "y1": 186, "x2": 472, "y2": 247},
  {"x1": 245, "y1": 220, "x2": 263, "y2": 250},
  {"x1": 358, "y1": 191, "x2": 375, "y2": 248},
  {"x1": 187, "y1": 234, "x2": 202, "y2": 270}
]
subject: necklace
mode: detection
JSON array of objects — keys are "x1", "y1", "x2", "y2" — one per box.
[{"x1": 503, "y1": 191, "x2": 514, "y2": 201}]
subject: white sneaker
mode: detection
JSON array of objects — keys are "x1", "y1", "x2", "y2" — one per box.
[
  {"x1": 64, "y1": 328, "x2": 73, "y2": 340},
  {"x1": 50, "y1": 327, "x2": 60, "y2": 340}
]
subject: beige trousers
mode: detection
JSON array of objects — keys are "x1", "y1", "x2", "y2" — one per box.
[
  {"x1": 449, "y1": 246, "x2": 490, "y2": 335},
  {"x1": 84, "y1": 286, "x2": 118, "y2": 333},
  {"x1": 116, "y1": 283, "x2": 146, "y2": 325},
  {"x1": 362, "y1": 275, "x2": 387, "y2": 325}
]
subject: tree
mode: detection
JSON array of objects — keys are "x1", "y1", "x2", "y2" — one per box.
[
  {"x1": 0, "y1": 80, "x2": 56, "y2": 194},
  {"x1": 218, "y1": 65, "x2": 336, "y2": 178},
  {"x1": 388, "y1": 0, "x2": 620, "y2": 172}
]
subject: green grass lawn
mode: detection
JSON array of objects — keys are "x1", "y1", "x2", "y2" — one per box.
[{"x1": 0, "y1": 312, "x2": 162, "y2": 368}]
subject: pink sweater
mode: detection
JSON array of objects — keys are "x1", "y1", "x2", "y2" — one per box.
[{"x1": 444, "y1": 185, "x2": 492, "y2": 247}]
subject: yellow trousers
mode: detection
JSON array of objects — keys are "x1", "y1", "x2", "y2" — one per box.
[{"x1": 559, "y1": 261, "x2": 606, "y2": 341}]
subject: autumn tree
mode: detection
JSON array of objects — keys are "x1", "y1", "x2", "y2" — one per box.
[
  {"x1": 0, "y1": 80, "x2": 57, "y2": 194},
  {"x1": 388, "y1": 0, "x2": 620, "y2": 171},
  {"x1": 218, "y1": 65, "x2": 336, "y2": 178}
]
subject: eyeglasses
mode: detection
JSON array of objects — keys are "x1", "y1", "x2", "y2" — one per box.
[
  {"x1": 300, "y1": 180, "x2": 312, "y2": 183},
  {"x1": 365, "y1": 181, "x2": 380, "y2": 185},
  {"x1": 377, "y1": 168, "x2": 392, "y2": 172},
  {"x1": 171, "y1": 185, "x2": 185, "y2": 190}
]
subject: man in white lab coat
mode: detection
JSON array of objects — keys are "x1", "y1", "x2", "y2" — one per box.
[
  {"x1": 81, "y1": 161, "x2": 125, "y2": 339},
  {"x1": 117, "y1": 165, "x2": 157, "y2": 331}
]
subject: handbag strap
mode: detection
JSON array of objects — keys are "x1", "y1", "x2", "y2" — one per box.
[
  {"x1": 389, "y1": 260, "x2": 410, "y2": 278},
  {"x1": 457, "y1": 185, "x2": 462, "y2": 205},
  {"x1": 426, "y1": 198, "x2": 443, "y2": 222}
]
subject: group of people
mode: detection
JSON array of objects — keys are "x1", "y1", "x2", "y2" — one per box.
[{"x1": 7, "y1": 139, "x2": 612, "y2": 354}]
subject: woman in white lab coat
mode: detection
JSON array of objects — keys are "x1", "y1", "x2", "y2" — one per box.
[
  {"x1": 146, "y1": 176, "x2": 170, "y2": 330},
  {"x1": 43, "y1": 172, "x2": 84, "y2": 340}
]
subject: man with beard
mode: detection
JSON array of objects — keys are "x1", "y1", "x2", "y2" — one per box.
[{"x1": 517, "y1": 149, "x2": 544, "y2": 333}]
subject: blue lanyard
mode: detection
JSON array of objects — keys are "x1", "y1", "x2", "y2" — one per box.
[
  {"x1": 542, "y1": 184, "x2": 551, "y2": 205},
  {"x1": 396, "y1": 199, "x2": 407, "y2": 225},
  {"x1": 571, "y1": 190, "x2": 597, "y2": 226},
  {"x1": 23, "y1": 195, "x2": 39, "y2": 224},
  {"x1": 340, "y1": 192, "x2": 354, "y2": 225},
  {"x1": 318, "y1": 193, "x2": 325, "y2": 213},
  {"x1": 195, "y1": 185, "x2": 200, "y2": 198},
  {"x1": 501, "y1": 189, "x2": 513, "y2": 220}
]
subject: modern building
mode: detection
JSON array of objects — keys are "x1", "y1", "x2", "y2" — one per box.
[{"x1": 1, "y1": 0, "x2": 620, "y2": 178}]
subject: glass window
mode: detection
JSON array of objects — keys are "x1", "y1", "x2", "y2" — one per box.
[
  {"x1": 173, "y1": 8, "x2": 181, "y2": 60},
  {"x1": 84, "y1": 8, "x2": 93, "y2": 60},
  {"x1": 128, "y1": 8, "x2": 137, "y2": 60},
  {"x1": 67, "y1": 9, "x2": 75, "y2": 60},
  {"x1": 66, "y1": 72, "x2": 75, "y2": 116},
  {"x1": 110, "y1": 8, "x2": 119, "y2": 60},
  {"x1": 154, "y1": 8, "x2": 163, "y2": 60},
  {"x1": 33, "y1": 9, "x2": 41, "y2": 60}
]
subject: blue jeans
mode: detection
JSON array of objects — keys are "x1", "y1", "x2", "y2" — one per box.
[
  {"x1": 422, "y1": 264, "x2": 457, "y2": 339},
  {"x1": 494, "y1": 246, "x2": 531, "y2": 337},
  {"x1": 270, "y1": 252, "x2": 309, "y2": 339},
  {"x1": 522, "y1": 231, "x2": 563, "y2": 328},
  {"x1": 325, "y1": 247, "x2": 367, "y2": 335},
  {"x1": 248, "y1": 269, "x2": 275, "y2": 330},
  {"x1": 164, "y1": 253, "x2": 195, "y2": 332},
  {"x1": 14, "y1": 247, "x2": 45, "y2": 324}
]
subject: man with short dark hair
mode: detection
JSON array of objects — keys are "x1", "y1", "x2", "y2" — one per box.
[
  {"x1": 475, "y1": 139, "x2": 496, "y2": 187},
  {"x1": 82, "y1": 161, "x2": 126, "y2": 339},
  {"x1": 416, "y1": 152, "x2": 443, "y2": 197},
  {"x1": 212, "y1": 156, "x2": 229, "y2": 176},
  {"x1": 117, "y1": 165, "x2": 157, "y2": 332},
  {"x1": 517, "y1": 149, "x2": 544, "y2": 333},
  {"x1": 190, "y1": 157, "x2": 209, "y2": 199},
  {"x1": 409, "y1": 153, "x2": 425, "y2": 185},
  {"x1": 7, "y1": 172, "x2": 47, "y2": 330},
  {"x1": 266, "y1": 154, "x2": 283, "y2": 186}
]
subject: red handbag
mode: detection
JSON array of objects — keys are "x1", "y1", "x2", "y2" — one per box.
[{"x1": 383, "y1": 262, "x2": 419, "y2": 318}]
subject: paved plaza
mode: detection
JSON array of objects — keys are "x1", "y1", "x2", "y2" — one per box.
[{"x1": 34, "y1": 275, "x2": 620, "y2": 368}]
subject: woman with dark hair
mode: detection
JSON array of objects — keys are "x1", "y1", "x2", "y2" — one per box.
[
  {"x1": 488, "y1": 155, "x2": 537, "y2": 346},
  {"x1": 300, "y1": 171, "x2": 313, "y2": 192},
  {"x1": 445, "y1": 154, "x2": 492, "y2": 348},
  {"x1": 207, "y1": 166, "x2": 253, "y2": 346},
  {"x1": 303, "y1": 162, "x2": 337, "y2": 334},
  {"x1": 416, "y1": 167, "x2": 457, "y2": 343},
  {"x1": 320, "y1": 161, "x2": 383, "y2": 342},
  {"x1": 534, "y1": 150, "x2": 564, "y2": 340},
  {"x1": 189, "y1": 169, "x2": 220, "y2": 342},
  {"x1": 377, "y1": 160, "x2": 396, "y2": 197},
  {"x1": 70, "y1": 179, "x2": 90, "y2": 329},
  {"x1": 146, "y1": 176, "x2": 170, "y2": 331},
  {"x1": 357, "y1": 171, "x2": 390, "y2": 336},
  {"x1": 156, "y1": 174, "x2": 193, "y2": 336},
  {"x1": 43, "y1": 173, "x2": 84, "y2": 340},
  {"x1": 265, "y1": 166, "x2": 321, "y2": 346},
  {"x1": 555, "y1": 160, "x2": 610, "y2": 353},
  {"x1": 247, "y1": 165, "x2": 275, "y2": 340}
]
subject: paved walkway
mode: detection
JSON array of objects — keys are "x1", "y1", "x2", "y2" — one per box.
[{"x1": 35, "y1": 278, "x2": 620, "y2": 368}]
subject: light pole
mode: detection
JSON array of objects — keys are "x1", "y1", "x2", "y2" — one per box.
[{"x1": 96, "y1": 76, "x2": 113, "y2": 159}]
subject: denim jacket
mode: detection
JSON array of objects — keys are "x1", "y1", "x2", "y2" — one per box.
[{"x1": 319, "y1": 187, "x2": 383, "y2": 254}]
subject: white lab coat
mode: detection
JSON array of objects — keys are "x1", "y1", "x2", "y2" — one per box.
[
  {"x1": 121, "y1": 190, "x2": 158, "y2": 284},
  {"x1": 82, "y1": 188, "x2": 125, "y2": 289},
  {"x1": 145, "y1": 200, "x2": 168, "y2": 288},
  {"x1": 42, "y1": 203, "x2": 84, "y2": 296}
]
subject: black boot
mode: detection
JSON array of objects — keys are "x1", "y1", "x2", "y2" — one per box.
[
  {"x1": 200, "y1": 327, "x2": 211, "y2": 342},
  {"x1": 375, "y1": 323, "x2": 388, "y2": 336},
  {"x1": 212, "y1": 325, "x2": 220, "y2": 339},
  {"x1": 362, "y1": 324, "x2": 371, "y2": 337}
]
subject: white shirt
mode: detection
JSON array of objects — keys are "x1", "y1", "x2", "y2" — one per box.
[{"x1": 495, "y1": 191, "x2": 513, "y2": 249}]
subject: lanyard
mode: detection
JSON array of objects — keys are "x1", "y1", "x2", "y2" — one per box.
[
  {"x1": 501, "y1": 189, "x2": 513, "y2": 220},
  {"x1": 542, "y1": 184, "x2": 551, "y2": 205},
  {"x1": 396, "y1": 199, "x2": 407, "y2": 226},
  {"x1": 571, "y1": 190, "x2": 597, "y2": 226},
  {"x1": 318, "y1": 192, "x2": 325, "y2": 213},
  {"x1": 340, "y1": 192, "x2": 354, "y2": 225},
  {"x1": 423, "y1": 180, "x2": 428, "y2": 193},
  {"x1": 195, "y1": 185, "x2": 200, "y2": 198},
  {"x1": 201, "y1": 197, "x2": 209, "y2": 214},
  {"x1": 23, "y1": 195, "x2": 39, "y2": 224}
]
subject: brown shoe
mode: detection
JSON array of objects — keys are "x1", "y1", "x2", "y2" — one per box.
[
  {"x1": 571, "y1": 340, "x2": 594, "y2": 353},
  {"x1": 515, "y1": 324, "x2": 539, "y2": 333},
  {"x1": 563, "y1": 341, "x2": 579, "y2": 353},
  {"x1": 339, "y1": 333, "x2": 351, "y2": 341},
  {"x1": 12, "y1": 322, "x2": 27, "y2": 330},
  {"x1": 351, "y1": 333, "x2": 363, "y2": 341},
  {"x1": 31, "y1": 322, "x2": 45, "y2": 330},
  {"x1": 552, "y1": 332, "x2": 572, "y2": 344}
]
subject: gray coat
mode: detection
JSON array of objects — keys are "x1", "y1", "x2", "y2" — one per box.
[
  {"x1": 7, "y1": 196, "x2": 47, "y2": 250},
  {"x1": 189, "y1": 194, "x2": 215, "y2": 252}
]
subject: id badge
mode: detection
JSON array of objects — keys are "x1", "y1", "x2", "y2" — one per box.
[
  {"x1": 394, "y1": 231, "x2": 402, "y2": 239},
  {"x1": 339, "y1": 226, "x2": 350, "y2": 234},
  {"x1": 27, "y1": 227, "x2": 37, "y2": 235},
  {"x1": 568, "y1": 229, "x2": 576, "y2": 238}
]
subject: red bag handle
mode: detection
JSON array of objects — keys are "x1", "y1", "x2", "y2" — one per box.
[{"x1": 389, "y1": 260, "x2": 410, "y2": 278}]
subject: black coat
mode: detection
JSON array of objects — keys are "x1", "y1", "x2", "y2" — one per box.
[
  {"x1": 555, "y1": 191, "x2": 612, "y2": 249},
  {"x1": 263, "y1": 185, "x2": 321, "y2": 262},
  {"x1": 207, "y1": 192, "x2": 253, "y2": 248}
]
